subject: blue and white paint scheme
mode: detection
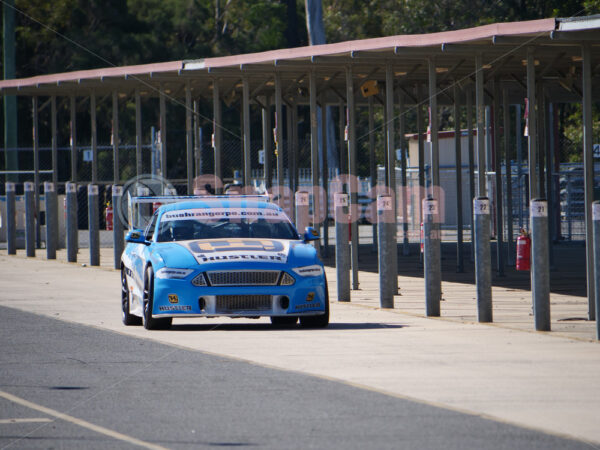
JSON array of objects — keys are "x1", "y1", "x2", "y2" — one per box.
[{"x1": 120, "y1": 195, "x2": 329, "y2": 329}]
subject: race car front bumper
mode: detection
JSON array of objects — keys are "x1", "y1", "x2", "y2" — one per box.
[{"x1": 151, "y1": 270, "x2": 327, "y2": 318}]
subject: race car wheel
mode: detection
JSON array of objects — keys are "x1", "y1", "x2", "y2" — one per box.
[
  {"x1": 122, "y1": 266, "x2": 142, "y2": 326},
  {"x1": 143, "y1": 266, "x2": 172, "y2": 330},
  {"x1": 270, "y1": 316, "x2": 298, "y2": 327},
  {"x1": 299, "y1": 279, "x2": 330, "y2": 328}
]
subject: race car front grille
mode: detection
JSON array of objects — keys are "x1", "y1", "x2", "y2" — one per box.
[
  {"x1": 215, "y1": 295, "x2": 272, "y2": 313},
  {"x1": 207, "y1": 270, "x2": 280, "y2": 286}
]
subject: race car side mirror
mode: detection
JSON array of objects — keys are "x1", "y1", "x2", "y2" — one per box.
[
  {"x1": 126, "y1": 229, "x2": 149, "y2": 245},
  {"x1": 303, "y1": 226, "x2": 320, "y2": 242}
]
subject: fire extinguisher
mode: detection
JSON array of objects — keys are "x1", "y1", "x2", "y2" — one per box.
[
  {"x1": 105, "y1": 202, "x2": 113, "y2": 231},
  {"x1": 516, "y1": 228, "x2": 531, "y2": 271}
]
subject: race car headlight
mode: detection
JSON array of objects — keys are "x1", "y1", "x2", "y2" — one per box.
[
  {"x1": 155, "y1": 268, "x2": 194, "y2": 279},
  {"x1": 191, "y1": 273, "x2": 208, "y2": 287},
  {"x1": 292, "y1": 265, "x2": 324, "y2": 277}
]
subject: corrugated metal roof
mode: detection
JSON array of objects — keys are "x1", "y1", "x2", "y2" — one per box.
[{"x1": 0, "y1": 18, "x2": 559, "y2": 92}]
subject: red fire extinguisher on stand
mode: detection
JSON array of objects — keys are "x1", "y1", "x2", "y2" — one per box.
[
  {"x1": 105, "y1": 202, "x2": 113, "y2": 231},
  {"x1": 516, "y1": 228, "x2": 531, "y2": 271}
]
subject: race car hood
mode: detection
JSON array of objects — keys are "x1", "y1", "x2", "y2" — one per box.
[{"x1": 177, "y1": 238, "x2": 292, "y2": 265}]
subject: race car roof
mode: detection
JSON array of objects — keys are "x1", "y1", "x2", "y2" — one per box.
[{"x1": 159, "y1": 197, "x2": 281, "y2": 213}]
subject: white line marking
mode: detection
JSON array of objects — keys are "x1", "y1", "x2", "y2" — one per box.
[
  {"x1": 0, "y1": 390, "x2": 167, "y2": 450},
  {"x1": 0, "y1": 418, "x2": 53, "y2": 424}
]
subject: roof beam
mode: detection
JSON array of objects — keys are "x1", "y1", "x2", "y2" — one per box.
[
  {"x1": 492, "y1": 35, "x2": 551, "y2": 46},
  {"x1": 538, "y1": 51, "x2": 567, "y2": 78},
  {"x1": 510, "y1": 73, "x2": 527, "y2": 91},
  {"x1": 395, "y1": 46, "x2": 443, "y2": 56},
  {"x1": 484, "y1": 55, "x2": 514, "y2": 82},
  {"x1": 442, "y1": 43, "x2": 492, "y2": 53},
  {"x1": 551, "y1": 30, "x2": 600, "y2": 41},
  {"x1": 439, "y1": 58, "x2": 466, "y2": 82}
]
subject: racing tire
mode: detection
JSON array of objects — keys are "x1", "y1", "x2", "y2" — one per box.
[
  {"x1": 143, "y1": 266, "x2": 172, "y2": 330},
  {"x1": 270, "y1": 316, "x2": 298, "y2": 327},
  {"x1": 122, "y1": 266, "x2": 142, "y2": 326},
  {"x1": 299, "y1": 279, "x2": 330, "y2": 328}
]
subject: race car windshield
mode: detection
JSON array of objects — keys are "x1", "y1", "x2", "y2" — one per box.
[{"x1": 156, "y1": 208, "x2": 300, "y2": 242}]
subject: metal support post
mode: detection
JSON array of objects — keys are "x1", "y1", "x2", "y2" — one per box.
[
  {"x1": 474, "y1": 197, "x2": 492, "y2": 322},
  {"x1": 275, "y1": 73, "x2": 284, "y2": 188},
  {"x1": 112, "y1": 91, "x2": 120, "y2": 184},
  {"x1": 44, "y1": 182, "x2": 57, "y2": 259},
  {"x1": 291, "y1": 103, "x2": 299, "y2": 196},
  {"x1": 531, "y1": 199, "x2": 550, "y2": 331},
  {"x1": 426, "y1": 60, "x2": 441, "y2": 310},
  {"x1": 368, "y1": 96, "x2": 377, "y2": 252},
  {"x1": 70, "y1": 96, "x2": 77, "y2": 181},
  {"x1": 112, "y1": 185, "x2": 124, "y2": 270},
  {"x1": 295, "y1": 191, "x2": 309, "y2": 235},
  {"x1": 384, "y1": 63, "x2": 397, "y2": 290},
  {"x1": 242, "y1": 78, "x2": 251, "y2": 188},
  {"x1": 88, "y1": 184, "x2": 99, "y2": 266},
  {"x1": 593, "y1": 201, "x2": 600, "y2": 339},
  {"x1": 416, "y1": 84, "x2": 425, "y2": 194},
  {"x1": 453, "y1": 82, "x2": 464, "y2": 272},
  {"x1": 5, "y1": 182, "x2": 16, "y2": 254},
  {"x1": 334, "y1": 193, "x2": 350, "y2": 302},
  {"x1": 475, "y1": 55, "x2": 493, "y2": 320},
  {"x1": 526, "y1": 47, "x2": 538, "y2": 201},
  {"x1": 185, "y1": 83, "x2": 193, "y2": 194},
  {"x1": 262, "y1": 96, "x2": 272, "y2": 189},
  {"x1": 91, "y1": 92, "x2": 98, "y2": 184},
  {"x1": 286, "y1": 103, "x2": 294, "y2": 194},
  {"x1": 33, "y1": 97, "x2": 41, "y2": 249},
  {"x1": 503, "y1": 86, "x2": 514, "y2": 266},
  {"x1": 212, "y1": 79, "x2": 222, "y2": 193},
  {"x1": 428, "y1": 58, "x2": 440, "y2": 191},
  {"x1": 582, "y1": 43, "x2": 595, "y2": 320},
  {"x1": 159, "y1": 86, "x2": 167, "y2": 179},
  {"x1": 493, "y1": 80, "x2": 504, "y2": 276},
  {"x1": 320, "y1": 93, "x2": 329, "y2": 256},
  {"x1": 347, "y1": 67, "x2": 359, "y2": 289},
  {"x1": 378, "y1": 195, "x2": 395, "y2": 308},
  {"x1": 398, "y1": 92, "x2": 409, "y2": 257},
  {"x1": 466, "y1": 88, "x2": 475, "y2": 262},
  {"x1": 193, "y1": 100, "x2": 201, "y2": 178},
  {"x1": 309, "y1": 70, "x2": 321, "y2": 256},
  {"x1": 516, "y1": 104, "x2": 523, "y2": 230},
  {"x1": 51, "y1": 96, "x2": 57, "y2": 186},
  {"x1": 66, "y1": 182, "x2": 77, "y2": 263},
  {"x1": 24, "y1": 182, "x2": 35, "y2": 257},
  {"x1": 423, "y1": 197, "x2": 441, "y2": 316},
  {"x1": 135, "y1": 88, "x2": 142, "y2": 178}
]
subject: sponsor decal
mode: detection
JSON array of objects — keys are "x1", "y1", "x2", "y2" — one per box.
[
  {"x1": 181, "y1": 238, "x2": 290, "y2": 264},
  {"x1": 159, "y1": 305, "x2": 192, "y2": 312},
  {"x1": 168, "y1": 294, "x2": 179, "y2": 304},
  {"x1": 295, "y1": 302, "x2": 322, "y2": 310},
  {"x1": 162, "y1": 208, "x2": 285, "y2": 222},
  {"x1": 190, "y1": 239, "x2": 283, "y2": 253},
  {"x1": 196, "y1": 254, "x2": 285, "y2": 262}
]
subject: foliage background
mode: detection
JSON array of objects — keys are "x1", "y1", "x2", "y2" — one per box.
[{"x1": 5, "y1": 0, "x2": 600, "y2": 177}]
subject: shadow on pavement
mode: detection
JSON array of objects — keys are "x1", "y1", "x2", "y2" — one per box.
[
  {"x1": 169, "y1": 322, "x2": 405, "y2": 332},
  {"x1": 322, "y1": 241, "x2": 588, "y2": 298}
]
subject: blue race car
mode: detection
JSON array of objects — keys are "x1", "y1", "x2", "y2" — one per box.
[{"x1": 120, "y1": 195, "x2": 329, "y2": 329}]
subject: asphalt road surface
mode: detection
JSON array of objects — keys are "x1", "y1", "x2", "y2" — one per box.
[{"x1": 0, "y1": 306, "x2": 591, "y2": 450}]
